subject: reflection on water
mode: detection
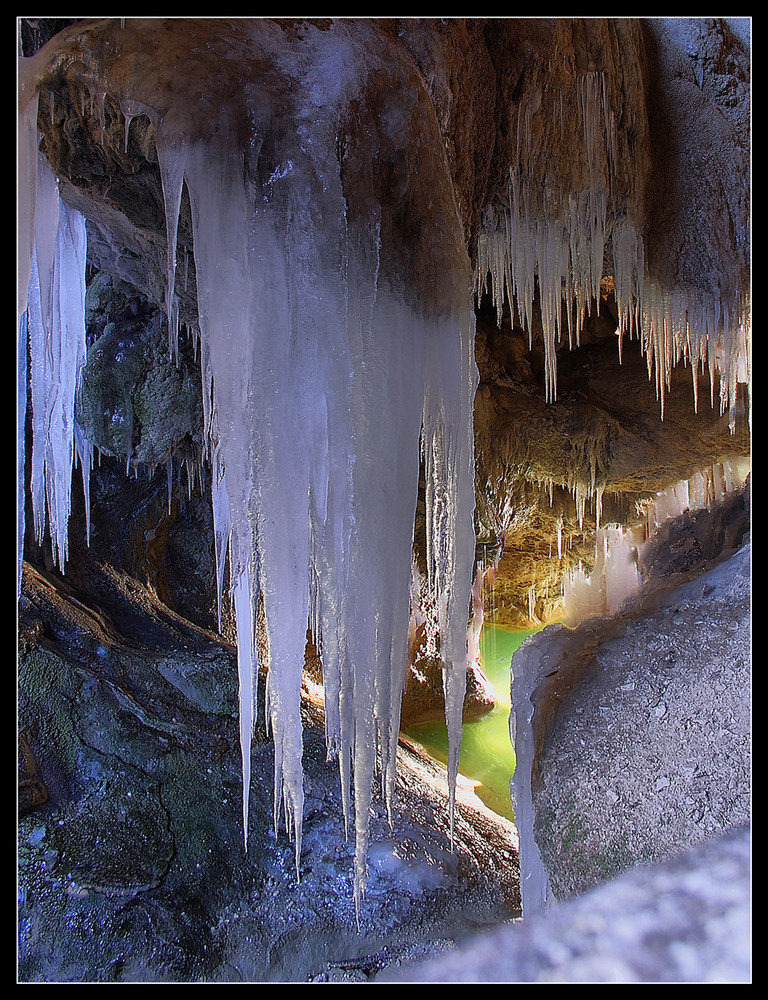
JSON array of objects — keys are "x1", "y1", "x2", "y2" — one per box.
[{"x1": 403, "y1": 625, "x2": 538, "y2": 821}]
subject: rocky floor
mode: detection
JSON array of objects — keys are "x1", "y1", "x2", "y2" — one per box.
[
  {"x1": 18, "y1": 560, "x2": 519, "y2": 983},
  {"x1": 379, "y1": 823, "x2": 751, "y2": 983}
]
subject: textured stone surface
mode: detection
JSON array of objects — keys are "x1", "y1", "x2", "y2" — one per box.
[
  {"x1": 18, "y1": 561, "x2": 519, "y2": 983},
  {"x1": 378, "y1": 824, "x2": 751, "y2": 983},
  {"x1": 533, "y1": 543, "x2": 750, "y2": 900}
]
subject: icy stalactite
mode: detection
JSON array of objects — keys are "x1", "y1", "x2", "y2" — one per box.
[
  {"x1": 233, "y1": 564, "x2": 256, "y2": 851},
  {"x1": 561, "y1": 524, "x2": 642, "y2": 626},
  {"x1": 639, "y1": 458, "x2": 751, "y2": 537},
  {"x1": 476, "y1": 74, "x2": 613, "y2": 405},
  {"x1": 24, "y1": 155, "x2": 89, "y2": 571},
  {"x1": 153, "y1": 125, "x2": 187, "y2": 365},
  {"x1": 562, "y1": 458, "x2": 750, "y2": 627}
]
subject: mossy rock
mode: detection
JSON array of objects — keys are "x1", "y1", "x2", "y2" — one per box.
[{"x1": 77, "y1": 302, "x2": 202, "y2": 470}]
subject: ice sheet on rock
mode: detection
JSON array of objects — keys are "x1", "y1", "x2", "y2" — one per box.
[
  {"x1": 562, "y1": 458, "x2": 750, "y2": 627},
  {"x1": 562, "y1": 525, "x2": 641, "y2": 627},
  {"x1": 510, "y1": 634, "x2": 554, "y2": 918}
]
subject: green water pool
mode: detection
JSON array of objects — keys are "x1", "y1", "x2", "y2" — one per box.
[{"x1": 403, "y1": 625, "x2": 537, "y2": 821}]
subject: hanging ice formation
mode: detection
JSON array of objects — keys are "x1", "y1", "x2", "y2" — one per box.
[
  {"x1": 18, "y1": 79, "x2": 90, "y2": 582},
  {"x1": 561, "y1": 524, "x2": 642, "y2": 626},
  {"x1": 475, "y1": 69, "x2": 750, "y2": 428},
  {"x1": 561, "y1": 457, "x2": 751, "y2": 627},
  {"x1": 166, "y1": 39, "x2": 477, "y2": 916},
  {"x1": 18, "y1": 21, "x2": 478, "y2": 917},
  {"x1": 640, "y1": 457, "x2": 751, "y2": 533}
]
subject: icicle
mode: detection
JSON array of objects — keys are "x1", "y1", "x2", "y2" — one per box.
[
  {"x1": 233, "y1": 564, "x2": 256, "y2": 850},
  {"x1": 154, "y1": 130, "x2": 187, "y2": 364},
  {"x1": 75, "y1": 424, "x2": 93, "y2": 546},
  {"x1": 528, "y1": 583, "x2": 537, "y2": 623},
  {"x1": 562, "y1": 525, "x2": 640, "y2": 626},
  {"x1": 443, "y1": 662, "x2": 468, "y2": 847}
]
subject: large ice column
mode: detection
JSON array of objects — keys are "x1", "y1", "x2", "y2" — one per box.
[{"x1": 147, "y1": 20, "x2": 478, "y2": 914}]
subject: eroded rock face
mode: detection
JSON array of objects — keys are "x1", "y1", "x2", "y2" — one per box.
[
  {"x1": 77, "y1": 297, "x2": 203, "y2": 470},
  {"x1": 509, "y1": 503, "x2": 750, "y2": 907}
]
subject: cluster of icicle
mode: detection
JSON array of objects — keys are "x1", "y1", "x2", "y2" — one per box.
[
  {"x1": 18, "y1": 33, "x2": 478, "y2": 921},
  {"x1": 475, "y1": 70, "x2": 750, "y2": 429},
  {"x1": 640, "y1": 457, "x2": 751, "y2": 535},
  {"x1": 18, "y1": 90, "x2": 92, "y2": 585},
  {"x1": 560, "y1": 457, "x2": 750, "y2": 627}
]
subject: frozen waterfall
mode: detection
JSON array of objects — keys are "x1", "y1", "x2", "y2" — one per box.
[{"x1": 174, "y1": 128, "x2": 478, "y2": 909}]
